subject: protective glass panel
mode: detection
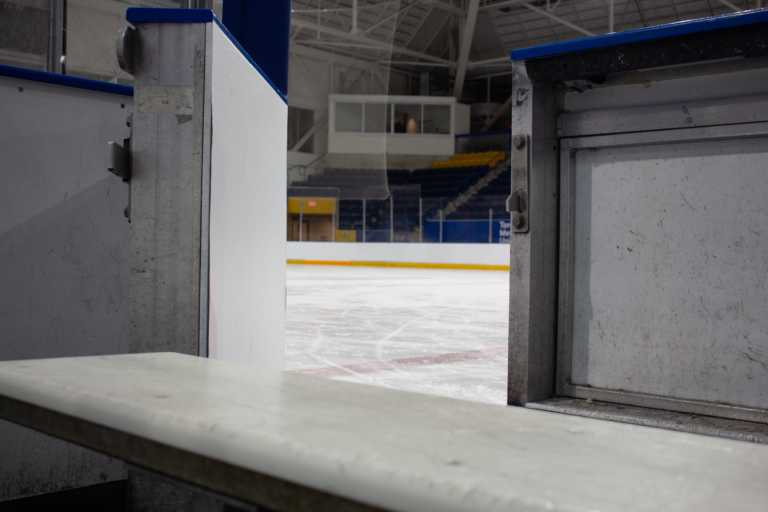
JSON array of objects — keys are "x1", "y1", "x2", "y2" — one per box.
[
  {"x1": 0, "y1": 1, "x2": 51, "y2": 72},
  {"x1": 571, "y1": 137, "x2": 768, "y2": 409},
  {"x1": 423, "y1": 105, "x2": 451, "y2": 134},
  {"x1": 393, "y1": 104, "x2": 421, "y2": 134},
  {"x1": 335, "y1": 102, "x2": 363, "y2": 133},
  {"x1": 364, "y1": 103, "x2": 387, "y2": 133}
]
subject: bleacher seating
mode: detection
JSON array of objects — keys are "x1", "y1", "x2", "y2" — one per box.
[
  {"x1": 430, "y1": 151, "x2": 507, "y2": 170},
  {"x1": 447, "y1": 168, "x2": 511, "y2": 220}
]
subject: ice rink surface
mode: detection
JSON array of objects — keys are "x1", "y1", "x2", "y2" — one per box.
[{"x1": 285, "y1": 264, "x2": 509, "y2": 405}]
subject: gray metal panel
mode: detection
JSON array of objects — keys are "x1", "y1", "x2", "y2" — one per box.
[
  {"x1": 569, "y1": 133, "x2": 768, "y2": 414},
  {"x1": 507, "y1": 62, "x2": 560, "y2": 406},
  {"x1": 129, "y1": 22, "x2": 208, "y2": 356},
  {"x1": 0, "y1": 76, "x2": 130, "y2": 499},
  {"x1": 560, "y1": 93, "x2": 768, "y2": 138},
  {"x1": 563, "y1": 63, "x2": 768, "y2": 113}
]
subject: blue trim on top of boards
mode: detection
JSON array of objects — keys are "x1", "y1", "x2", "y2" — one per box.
[
  {"x1": 212, "y1": 17, "x2": 287, "y2": 105},
  {"x1": 456, "y1": 130, "x2": 510, "y2": 138},
  {"x1": 509, "y1": 8, "x2": 768, "y2": 62},
  {"x1": 0, "y1": 64, "x2": 133, "y2": 96},
  {"x1": 125, "y1": 8, "x2": 287, "y2": 105}
]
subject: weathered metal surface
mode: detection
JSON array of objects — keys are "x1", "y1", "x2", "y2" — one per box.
[
  {"x1": 0, "y1": 75, "x2": 130, "y2": 500},
  {"x1": 560, "y1": 92, "x2": 768, "y2": 138},
  {"x1": 129, "y1": 22, "x2": 207, "y2": 356},
  {"x1": 563, "y1": 62, "x2": 768, "y2": 113},
  {"x1": 527, "y1": 397, "x2": 768, "y2": 444},
  {"x1": 507, "y1": 61, "x2": 560, "y2": 406},
  {"x1": 524, "y1": 22, "x2": 768, "y2": 84},
  {"x1": 570, "y1": 135, "x2": 768, "y2": 412},
  {"x1": 3, "y1": 353, "x2": 768, "y2": 512}
]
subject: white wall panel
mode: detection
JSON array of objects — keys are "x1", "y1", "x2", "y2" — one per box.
[{"x1": 207, "y1": 24, "x2": 287, "y2": 370}]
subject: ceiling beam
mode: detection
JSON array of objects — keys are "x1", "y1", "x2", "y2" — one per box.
[
  {"x1": 291, "y1": 18, "x2": 453, "y2": 66},
  {"x1": 522, "y1": 3, "x2": 596, "y2": 37},
  {"x1": 453, "y1": 0, "x2": 481, "y2": 100},
  {"x1": 715, "y1": 0, "x2": 742, "y2": 11},
  {"x1": 417, "y1": 0, "x2": 464, "y2": 16}
]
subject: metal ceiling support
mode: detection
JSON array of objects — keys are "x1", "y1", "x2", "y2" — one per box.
[
  {"x1": 403, "y1": 6, "x2": 435, "y2": 48},
  {"x1": 361, "y1": 3, "x2": 414, "y2": 36},
  {"x1": 609, "y1": 0, "x2": 614, "y2": 32},
  {"x1": 291, "y1": 18, "x2": 453, "y2": 65},
  {"x1": 290, "y1": 51, "x2": 328, "y2": 103},
  {"x1": 418, "y1": 0, "x2": 464, "y2": 15},
  {"x1": 522, "y1": 3, "x2": 596, "y2": 37},
  {"x1": 290, "y1": 111, "x2": 328, "y2": 152},
  {"x1": 453, "y1": 0, "x2": 481, "y2": 100},
  {"x1": 634, "y1": 0, "x2": 648, "y2": 27},
  {"x1": 716, "y1": 0, "x2": 742, "y2": 11},
  {"x1": 416, "y1": 10, "x2": 452, "y2": 55},
  {"x1": 352, "y1": 0, "x2": 359, "y2": 33},
  {"x1": 478, "y1": 0, "x2": 534, "y2": 12},
  {"x1": 481, "y1": 95, "x2": 512, "y2": 132}
]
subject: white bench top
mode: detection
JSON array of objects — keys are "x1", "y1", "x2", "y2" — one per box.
[{"x1": 0, "y1": 353, "x2": 766, "y2": 512}]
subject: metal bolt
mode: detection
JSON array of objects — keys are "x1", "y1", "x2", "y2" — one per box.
[
  {"x1": 512, "y1": 214, "x2": 525, "y2": 229},
  {"x1": 513, "y1": 136, "x2": 525, "y2": 150}
]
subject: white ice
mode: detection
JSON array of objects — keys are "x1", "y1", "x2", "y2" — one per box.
[{"x1": 285, "y1": 264, "x2": 509, "y2": 405}]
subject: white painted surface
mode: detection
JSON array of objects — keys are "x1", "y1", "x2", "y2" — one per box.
[
  {"x1": 328, "y1": 133, "x2": 454, "y2": 156},
  {"x1": 1, "y1": 353, "x2": 767, "y2": 512},
  {"x1": 454, "y1": 103, "x2": 470, "y2": 135},
  {"x1": 572, "y1": 138, "x2": 768, "y2": 409},
  {"x1": 285, "y1": 265, "x2": 508, "y2": 405},
  {"x1": 287, "y1": 242, "x2": 510, "y2": 266},
  {"x1": 208, "y1": 24, "x2": 286, "y2": 370}
]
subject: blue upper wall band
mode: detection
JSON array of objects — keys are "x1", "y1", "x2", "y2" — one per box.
[
  {"x1": 126, "y1": 7, "x2": 288, "y2": 104},
  {"x1": 510, "y1": 8, "x2": 768, "y2": 62},
  {"x1": 0, "y1": 64, "x2": 133, "y2": 96},
  {"x1": 222, "y1": 1, "x2": 290, "y2": 97}
]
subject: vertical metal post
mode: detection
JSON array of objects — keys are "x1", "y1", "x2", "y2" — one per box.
[
  {"x1": 332, "y1": 199, "x2": 336, "y2": 242},
  {"x1": 390, "y1": 196, "x2": 394, "y2": 243},
  {"x1": 299, "y1": 200, "x2": 303, "y2": 242},
  {"x1": 352, "y1": 0, "x2": 359, "y2": 33},
  {"x1": 439, "y1": 209, "x2": 443, "y2": 243},
  {"x1": 419, "y1": 197, "x2": 423, "y2": 243},
  {"x1": 489, "y1": 208, "x2": 493, "y2": 243},
  {"x1": 609, "y1": 0, "x2": 614, "y2": 33},
  {"x1": 47, "y1": 0, "x2": 63, "y2": 74},
  {"x1": 362, "y1": 198, "x2": 366, "y2": 243}
]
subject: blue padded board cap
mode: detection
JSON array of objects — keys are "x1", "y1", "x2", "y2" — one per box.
[
  {"x1": 0, "y1": 64, "x2": 133, "y2": 96},
  {"x1": 222, "y1": 0, "x2": 291, "y2": 96},
  {"x1": 509, "y1": 7, "x2": 768, "y2": 62}
]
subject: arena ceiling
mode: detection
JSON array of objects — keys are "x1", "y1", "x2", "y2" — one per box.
[{"x1": 290, "y1": 0, "x2": 757, "y2": 102}]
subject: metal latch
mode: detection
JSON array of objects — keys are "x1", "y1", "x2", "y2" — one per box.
[
  {"x1": 107, "y1": 112, "x2": 133, "y2": 222},
  {"x1": 107, "y1": 141, "x2": 129, "y2": 180},
  {"x1": 507, "y1": 135, "x2": 529, "y2": 233}
]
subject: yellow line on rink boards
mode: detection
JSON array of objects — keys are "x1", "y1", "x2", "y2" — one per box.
[{"x1": 286, "y1": 260, "x2": 509, "y2": 271}]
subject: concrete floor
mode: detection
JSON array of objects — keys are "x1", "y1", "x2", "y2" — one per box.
[{"x1": 285, "y1": 264, "x2": 509, "y2": 405}]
